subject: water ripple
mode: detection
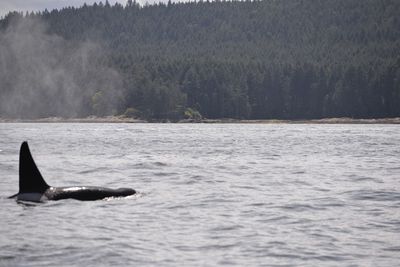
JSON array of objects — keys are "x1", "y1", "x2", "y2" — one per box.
[
  {"x1": 349, "y1": 190, "x2": 400, "y2": 202},
  {"x1": 1, "y1": 123, "x2": 400, "y2": 266}
]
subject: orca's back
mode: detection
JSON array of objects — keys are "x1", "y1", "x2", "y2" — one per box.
[{"x1": 47, "y1": 187, "x2": 136, "y2": 201}]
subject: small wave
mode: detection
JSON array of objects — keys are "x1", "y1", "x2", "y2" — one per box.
[
  {"x1": 153, "y1": 172, "x2": 177, "y2": 177},
  {"x1": 198, "y1": 243, "x2": 241, "y2": 250},
  {"x1": 310, "y1": 232, "x2": 338, "y2": 242},
  {"x1": 353, "y1": 176, "x2": 381, "y2": 183},
  {"x1": 311, "y1": 255, "x2": 350, "y2": 261},
  {"x1": 231, "y1": 185, "x2": 258, "y2": 190},
  {"x1": 153, "y1": 161, "x2": 168, "y2": 166},
  {"x1": 349, "y1": 190, "x2": 400, "y2": 202},
  {"x1": 279, "y1": 203, "x2": 325, "y2": 211},
  {"x1": 383, "y1": 246, "x2": 400, "y2": 252},
  {"x1": 210, "y1": 225, "x2": 244, "y2": 231},
  {"x1": 0, "y1": 255, "x2": 15, "y2": 261},
  {"x1": 292, "y1": 171, "x2": 306, "y2": 174},
  {"x1": 292, "y1": 179, "x2": 312, "y2": 186},
  {"x1": 267, "y1": 241, "x2": 286, "y2": 246},
  {"x1": 311, "y1": 197, "x2": 346, "y2": 208},
  {"x1": 317, "y1": 202, "x2": 345, "y2": 208},
  {"x1": 265, "y1": 252, "x2": 303, "y2": 260},
  {"x1": 16, "y1": 200, "x2": 41, "y2": 207},
  {"x1": 130, "y1": 162, "x2": 168, "y2": 169},
  {"x1": 258, "y1": 215, "x2": 290, "y2": 223},
  {"x1": 249, "y1": 202, "x2": 267, "y2": 207},
  {"x1": 313, "y1": 187, "x2": 331, "y2": 192},
  {"x1": 78, "y1": 167, "x2": 108, "y2": 174},
  {"x1": 183, "y1": 175, "x2": 207, "y2": 185}
]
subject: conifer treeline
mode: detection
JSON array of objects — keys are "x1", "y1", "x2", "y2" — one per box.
[{"x1": 1, "y1": 0, "x2": 399, "y2": 119}]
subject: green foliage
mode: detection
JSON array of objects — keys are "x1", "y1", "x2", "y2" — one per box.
[
  {"x1": 184, "y1": 108, "x2": 202, "y2": 121},
  {"x1": 1, "y1": 0, "x2": 400, "y2": 119},
  {"x1": 123, "y1": 107, "x2": 140, "y2": 118}
]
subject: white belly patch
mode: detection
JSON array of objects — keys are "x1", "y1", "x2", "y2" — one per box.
[{"x1": 17, "y1": 193, "x2": 46, "y2": 202}]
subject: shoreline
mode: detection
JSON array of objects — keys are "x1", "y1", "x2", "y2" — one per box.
[{"x1": 1, "y1": 116, "x2": 400, "y2": 124}]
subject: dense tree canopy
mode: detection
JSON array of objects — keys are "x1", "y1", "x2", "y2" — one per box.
[{"x1": 1, "y1": 0, "x2": 399, "y2": 120}]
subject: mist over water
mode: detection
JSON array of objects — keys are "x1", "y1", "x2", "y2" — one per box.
[
  {"x1": 0, "y1": 17, "x2": 122, "y2": 118},
  {"x1": 0, "y1": 123, "x2": 399, "y2": 266}
]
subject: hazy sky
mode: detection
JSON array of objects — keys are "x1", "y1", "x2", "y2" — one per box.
[{"x1": 0, "y1": 0, "x2": 162, "y2": 18}]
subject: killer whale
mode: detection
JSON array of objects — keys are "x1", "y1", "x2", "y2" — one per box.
[{"x1": 9, "y1": 141, "x2": 136, "y2": 202}]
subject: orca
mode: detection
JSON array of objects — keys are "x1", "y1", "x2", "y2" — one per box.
[{"x1": 9, "y1": 141, "x2": 136, "y2": 202}]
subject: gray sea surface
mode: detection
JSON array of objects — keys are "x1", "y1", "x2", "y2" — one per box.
[{"x1": 0, "y1": 123, "x2": 399, "y2": 266}]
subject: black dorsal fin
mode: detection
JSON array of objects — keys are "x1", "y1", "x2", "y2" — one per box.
[{"x1": 19, "y1": 141, "x2": 49, "y2": 194}]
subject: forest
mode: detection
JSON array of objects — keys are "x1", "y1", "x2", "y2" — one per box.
[{"x1": 0, "y1": 0, "x2": 399, "y2": 120}]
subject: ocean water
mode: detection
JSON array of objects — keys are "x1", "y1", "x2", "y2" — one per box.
[{"x1": 0, "y1": 123, "x2": 399, "y2": 266}]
